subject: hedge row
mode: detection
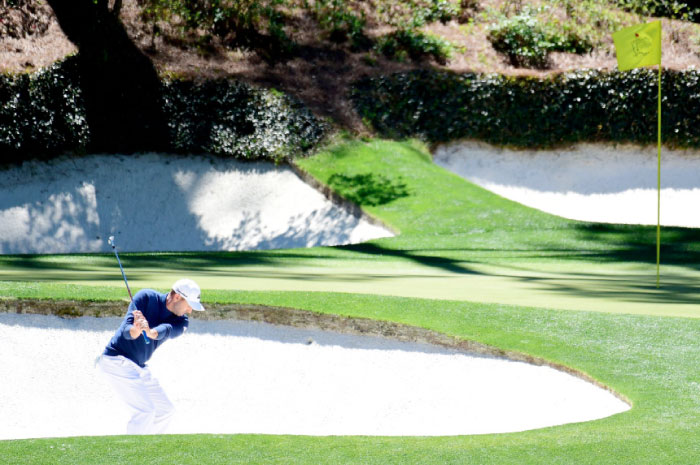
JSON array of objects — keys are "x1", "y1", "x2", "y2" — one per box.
[
  {"x1": 0, "y1": 57, "x2": 327, "y2": 163},
  {"x1": 0, "y1": 58, "x2": 89, "y2": 159},
  {"x1": 6, "y1": 59, "x2": 699, "y2": 161},
  {"x1": 162, "y1": 80, "x2": 325, "y2": 160},
  {"x1": 351, "y1": 68, "x2": 700, "y2": 149}
]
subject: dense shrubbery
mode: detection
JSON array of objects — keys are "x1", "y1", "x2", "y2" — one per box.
[
  {"x1": 0, "y1": 58, "x2": 327, "y2": 163},
  {"x1": 375, "y1": 29, "x2": 458, "y2": 64},
  {"x1": 7, "y1": 55, "x2": 700, "y2": 163},
  {"x1": 162, "y1": 79, "x2": 327, "y2": 160},
  {"x1": 385, "y1": 0, "x2": 459, "y2": 27},
  {"x1": 310, "y1": 0, "x2": 369, "y2": 48},
  {"x1": 487, "y1": 7, "x2": 593, "y2": 69},
  {"x1": 615, "y1": 0, "x2": 700, "y2": 22},
  {"x1": 0, "y1": 58, "x2": 89, "y2": 161},
  {"x1": 351, "y1": 68, "x2": 700, "y2": 148}
]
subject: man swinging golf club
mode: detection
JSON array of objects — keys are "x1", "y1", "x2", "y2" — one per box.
[{"x1": 97, "y1": 278, "x2": 205, "y2": 434}]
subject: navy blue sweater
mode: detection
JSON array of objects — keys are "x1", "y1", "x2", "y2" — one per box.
[{"x1": 104, "y1": 289, "x2": 189, "y2": 367}]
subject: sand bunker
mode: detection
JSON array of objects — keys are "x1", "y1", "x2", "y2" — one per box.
[
  {"x1": 0, "y1": 154, "x2": 392, "y2": 254},
  {"x1": 434, "y1": 142, "x2": 700, "y2": 228},
  {"x1": 0, "y1": 312, "x2": 629, "y2": 439}
]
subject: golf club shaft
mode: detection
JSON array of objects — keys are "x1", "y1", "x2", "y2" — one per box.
[
  {"x1": 113, "y1": 251, "x2": 133, "y2": 301},
  {"x1": 109, "y1": 238, "x2": 149, "y2": 344}
]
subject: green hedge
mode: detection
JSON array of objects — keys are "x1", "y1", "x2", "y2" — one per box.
[
  {"x1": 0, "y1": 57, "x2": 327, "y2": 163},
  {"x1": 615, "y1": 0, "x2": 700, "y2": 22},
  {"x1": 162, "y1": 79, "x2": 325, "y2": 160},
  {"x1": 351, "y1": 68, "x2": 700, "y2": 148},
  {"x1": 0, "y1": 58, "x2": 89, "y2": 161}
]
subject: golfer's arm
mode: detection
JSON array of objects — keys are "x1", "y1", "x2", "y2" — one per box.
[
  {"x1": 151, "y1": 321, "x2": 187, "y2": 340},
  {"x1": 146, "y1": 328, "x2": 159, "y2": 340},
  {"x1": 123, "y1": 307, "x2": 140, "y2": 340}
]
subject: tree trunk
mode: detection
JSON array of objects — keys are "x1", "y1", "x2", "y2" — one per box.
[{"x1": 45, "y1": 0, "x2": 167, "y2": 153}]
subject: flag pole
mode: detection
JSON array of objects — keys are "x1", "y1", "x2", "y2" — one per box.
[
  {"x1": 656, "y1": 62, "x2": 661, "y2": 288},
  {"x1": 611, "y1": 20, "x2": 662, "y2": 287}
]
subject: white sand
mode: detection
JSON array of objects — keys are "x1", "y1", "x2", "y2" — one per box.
[
  {"x1": 0, "y1": 154, "x2": 392, "y2": 254},
  {"x1": 0, "y1": 312, "x2": 629, "y2": 439},
  {"x1": 434, "y1": 142, "x2": 700, "y2": 228},
  {"x1": 1, "y1": 145, "x2": 657, "y2": 439}
]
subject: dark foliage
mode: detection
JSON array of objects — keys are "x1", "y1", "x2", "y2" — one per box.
[
  {"x1": 162, "y1": 79, "x2": 328, "y2": 161},
  {"x1": 351, "y1": 68, "x2": 700, "y2": 148},
  {"x1": 0, "y1": 58, "x2": 327, "y2": 163},
  {"x1": 0, "y1": 57, "x2": 89, "y2": 162}
]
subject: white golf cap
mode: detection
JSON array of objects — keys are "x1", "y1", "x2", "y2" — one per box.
[{"x1": 172, "y1": 278, "x2": 205, "y2": 311}]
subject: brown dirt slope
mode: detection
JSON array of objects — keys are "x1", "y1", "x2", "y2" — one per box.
[{"x1": 2, "y1": 0, "x2": 700, "y2": 132}]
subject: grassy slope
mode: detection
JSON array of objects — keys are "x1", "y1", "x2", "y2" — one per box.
[
  {"x1": 2, "y1": 139, "x2": 699, "y2": 316},
  {"x1": 2, "y1": 139, "x2": 700, "y2": 462}
]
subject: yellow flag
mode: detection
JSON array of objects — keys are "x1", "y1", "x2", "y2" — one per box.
[
  {"x1": 613, "y1": 21, "x2": 661, "y2": 71},
  {"x1": 613, "y1": 20, "x2": 663, "y2": 287}
]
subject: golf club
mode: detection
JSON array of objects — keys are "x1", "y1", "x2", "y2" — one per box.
[{"x1": 108, "y1": 236, "x2": 150, "y2": 344}]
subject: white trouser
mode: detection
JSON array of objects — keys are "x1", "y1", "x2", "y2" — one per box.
[{"x1": 97, "y1": 355, "x2": 175, "y2": 435}]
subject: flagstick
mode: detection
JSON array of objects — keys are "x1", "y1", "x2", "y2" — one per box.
[
  {"x1": 611, "y1": 20, "x2": 662, "y2": 287},
  {"x1": 656, "y1": 63, "x2": 662, "y2": 288}
]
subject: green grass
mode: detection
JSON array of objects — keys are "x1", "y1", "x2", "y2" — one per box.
[
  {"x1": 2, "y1": 138, "x2": 700, "y2": 462},
  {"x1": 2, "y1": 139, "x2": 699, "y2": 316}
]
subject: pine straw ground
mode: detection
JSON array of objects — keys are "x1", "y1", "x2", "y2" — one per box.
[{"x1": 3, "y1": 0, "x2": 700, "y2": 133}]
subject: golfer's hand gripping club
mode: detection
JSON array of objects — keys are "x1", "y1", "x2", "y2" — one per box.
[
  {"x1": 108, "y1": 236, "x2": 150, "y2": 344},
  {"x1": 133, "y1": 310, "x2": 154, "y2": 340}
]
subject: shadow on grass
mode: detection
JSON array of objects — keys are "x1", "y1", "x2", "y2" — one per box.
[
  {"x1": 327, "y1": 173, "x2": 410, "y2": 206},
  {"x1": 2, "y1": 222, "x2": 700, "y2": 308},
  {"x1": 0, "y1": 240, "x2": 482, "y2": 282},
  {"x1": 3, "y1": 222, "x2": 700, "y2": 276},
  {"x1": 510, "y1": 269, "x2": 700, "y2": 306},
  {"x1": 570, "y1": 223, "x2": 700, "y2": 268},
  {"x1": 0, "y1": 252, "x2": 293, "y2": 280},
  {"x1": 337, "y1": 242, "x2": 480, "y2": 275},
  {"x1": 389, "y1": 222, "x2": 700, "y2": 268}
]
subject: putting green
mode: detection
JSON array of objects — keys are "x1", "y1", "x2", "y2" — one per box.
[
  {"x1": 1, "y1": 253, "x2": 699, "y2": 318},
  {"x1": 1, "y1": 138, "x2": 699, "y2": 318}
]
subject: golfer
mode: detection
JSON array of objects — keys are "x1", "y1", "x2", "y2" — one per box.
[{"x1": 97, "y1": 278, "x2": 205, "y2": 434}]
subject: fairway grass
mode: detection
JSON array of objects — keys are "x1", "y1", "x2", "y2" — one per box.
[
  {"x1": 1, "y1": 259, "x2": 699, "y2": 317},
  {"x1": 2, "y1": 139, "x2": 700, "y2": 463}
]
